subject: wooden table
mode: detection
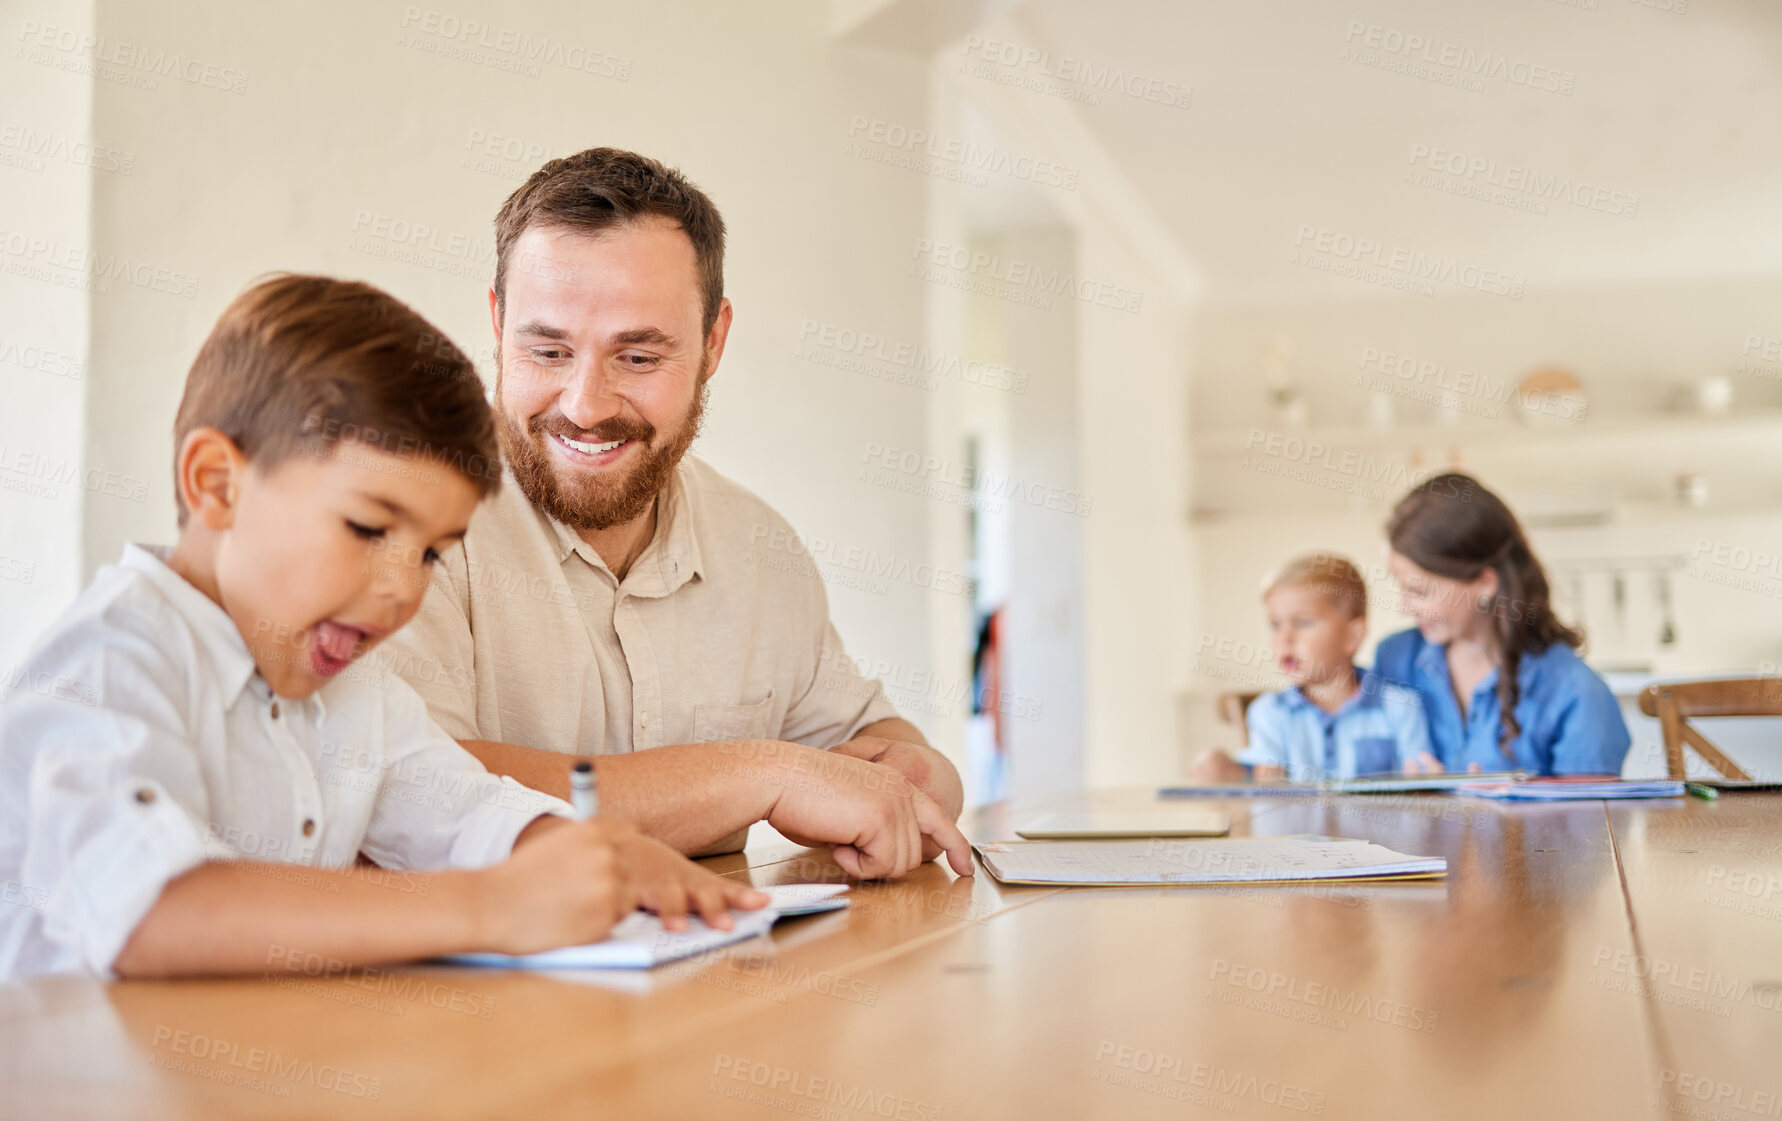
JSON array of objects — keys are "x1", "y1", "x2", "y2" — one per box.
[{"x1": 3, "y1": 789, "x2": 1778, "y2": 1120}]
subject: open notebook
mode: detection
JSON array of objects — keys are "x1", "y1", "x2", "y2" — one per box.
[
  {"x1": 973, "y1": 838, "x2": 1446, "y2": 886},
  {"x1": 439, "y1": 884, "x2": 851, "y2": 970}
]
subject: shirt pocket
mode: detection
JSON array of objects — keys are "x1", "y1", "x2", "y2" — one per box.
[
  {"x1": 1351, "y1": 736, "x2": 1400, "y2": 776},
  {"x1": 691, "y1": 689, "x2": 779, "y2": 743}
]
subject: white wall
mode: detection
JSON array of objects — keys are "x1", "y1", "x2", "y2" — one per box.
[
  {"x1": 1073, "y1": 220, "x2": 1193, "y2": 788},
  {"x1": 36, "y1": 0, "x2": 948, "y2": 758},
  {"x1": 1, "y1": 0, "x2": 94, "y2": 670}
]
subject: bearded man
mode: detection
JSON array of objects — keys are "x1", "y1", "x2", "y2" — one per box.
[{"x1": 380, "y1": 148, "x2": 970, "y2": 880}]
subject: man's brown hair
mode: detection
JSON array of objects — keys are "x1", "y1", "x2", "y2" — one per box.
[
  {"x1": 492, "y1": 147, "x2": 727, "y2": 337},
  {"x1": 1264, "y1": 553, "x2": 1369, "y2": 620},
  {"x1": 172, "y1": 274, "x2": 500, "y2": 525}
]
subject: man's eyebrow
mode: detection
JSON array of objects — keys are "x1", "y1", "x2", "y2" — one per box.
[
  {"x1": 612, "y1": 327, "x2": 676, "y2": 347},
  {"x1": 512, "y1": 321, "x2": 571, "y2": 341}
]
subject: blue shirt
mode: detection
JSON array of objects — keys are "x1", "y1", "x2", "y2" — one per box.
[
  {"x1": 1372, "y1": 628, "x2": 1630, "y2": 776},
  {"x1": 1237, "y1": 669, "x2": 1432, "y2": 782}
]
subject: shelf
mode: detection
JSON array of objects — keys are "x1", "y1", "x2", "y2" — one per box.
[{"x1": 1191, "y1": 406, "x2": 1782, "y2": 460}]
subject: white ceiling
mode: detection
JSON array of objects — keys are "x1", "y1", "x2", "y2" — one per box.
[{"x1": 960, "y1": 0, "x2": 1782, "y2": 303}]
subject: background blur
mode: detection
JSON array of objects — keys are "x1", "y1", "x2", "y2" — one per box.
[{"x1": 5, "y1": 0, "x2": 1780, "y2": 802}]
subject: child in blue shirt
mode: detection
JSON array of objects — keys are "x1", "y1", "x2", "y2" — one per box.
[{"x1": 1192, "y1": 555, "x2": 1430, "y2": 783}]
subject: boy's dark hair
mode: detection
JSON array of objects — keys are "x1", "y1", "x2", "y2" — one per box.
[
  {"x1": 172, "y1": 274, "x2": 499, "y2": 525},
  {"x1": 493, "y1": 147, "x2": 726, "y2": 337}
]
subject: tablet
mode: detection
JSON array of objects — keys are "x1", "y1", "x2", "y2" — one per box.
[{"x1": 1014, "y1": 811, "x2": 1232, "y2": 840}]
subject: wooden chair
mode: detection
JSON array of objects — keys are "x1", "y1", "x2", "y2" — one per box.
[
  {"x1": 1216, "y1": 691, "x2": 1262, "y2": 747},
  {"x1": 1637, "y1": 678, "x2": 1782, "y2": 779}
]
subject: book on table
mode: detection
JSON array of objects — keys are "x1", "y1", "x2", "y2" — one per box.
[
  {"x1": 438, "y1": 885, "x2": 851, "y2": 970},
  {"x1": 972, "y1": 838, "x2": 1446, "y2": 887}
]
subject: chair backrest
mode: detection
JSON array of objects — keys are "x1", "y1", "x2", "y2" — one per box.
[
  {"x1": 1215, "y1": 692, "x2": 1262, "y2": 747},
  {"x1": 1636, "y1": 678, "x2": 1782, "y2": 779}
]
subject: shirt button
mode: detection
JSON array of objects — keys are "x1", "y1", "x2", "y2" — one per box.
[
  {"x1": 640, "y1": 711, "x2": 649, "y2": 727},
  {"x1": 302, "y1": 818, "x2": 316, "y2": 837},
  {"x1": 134, "y1": 788, "x2": 157, "y2": 805},
  {"x1": 270, "y1": 702, "x2": 281, "y2": 719}
]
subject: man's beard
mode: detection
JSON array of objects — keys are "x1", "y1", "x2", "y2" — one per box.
[{"x1": 496, "y1": 360, "x2": 709, "y2": 533}]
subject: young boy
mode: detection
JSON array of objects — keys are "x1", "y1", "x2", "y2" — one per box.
[
  {"x1": 1190, "y1": 554, "x2": 1430, "y2": 783},
  {"x1": 0, "y1": 275, "x2": 764, "y2": 980}
]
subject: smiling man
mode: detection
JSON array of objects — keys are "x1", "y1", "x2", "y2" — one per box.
[{"x1": 379, "y1": 148, "x2": 969, "y2": 880}]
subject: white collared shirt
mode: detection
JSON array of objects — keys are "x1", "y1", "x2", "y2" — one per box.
[{"x1": 0, "y1": 545, "x2": 569, "y2": 979}]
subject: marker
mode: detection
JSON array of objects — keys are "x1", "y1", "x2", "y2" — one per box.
[
  {"x1": 570, "y1": 760, "x2": 598, "y2": 820},
  {"x1": 1685, "y1": 781, "x2": 1719, "y2": 801}
]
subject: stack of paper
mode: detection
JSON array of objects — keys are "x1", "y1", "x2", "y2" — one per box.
[
  {"x1": 1462, "y1": 778, "x2": 1685, "y2": 801},
  {"x1": 972, "y1": 839, "x2": 1445, "y2": 886},
  {"x1": 440, "y1": 884, "x2": 850, "y2": 970}
]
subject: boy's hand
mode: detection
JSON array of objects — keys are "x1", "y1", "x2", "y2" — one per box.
[
  {"x1": 478, "y1": 818, "x2": 636, "y2": 954},
  {"x1": 611, "y1": 829, "x2": 770, "y2": 931},
  {"x1": 1187, "y1": 749, "x2": 1250, "y2": 783}
]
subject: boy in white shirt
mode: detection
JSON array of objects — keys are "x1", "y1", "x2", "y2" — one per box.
[{"x1": 0, "y1": 275, "x2": 765, "y2": 980}]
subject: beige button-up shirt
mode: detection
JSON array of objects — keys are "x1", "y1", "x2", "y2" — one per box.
[{"x1": 379, "y1": 455, "x2": 900, "y2": 757}]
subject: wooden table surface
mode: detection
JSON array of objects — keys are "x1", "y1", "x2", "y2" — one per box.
[{"x1": 3, "y1": 789, "x2": 1778, "y2": 1120}]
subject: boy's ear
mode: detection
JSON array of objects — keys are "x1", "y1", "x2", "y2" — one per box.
[
  {"x1": 1342, "y1": 612, "x2": 1369, "y2": 657},
  {"x1": 177, "y1": 428, "x2": 248, "y2": 530}
]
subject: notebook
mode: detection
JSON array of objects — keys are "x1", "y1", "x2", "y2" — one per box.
[
  {"x1": 1461, "y1": 778, "x2": 1685, "y2": 801},
  {"x1": 439, "y1": 884, "x2": 850, "y2": 970},
  {"x1": 1158, "y1": 772, "x2": 1526, "y2": 798},
  {"x1": 972, "y1": 838, "x2": 1446, "y2": 886},
  {"x1": 1015, "y1": 810, "x2": 1231, "y2": 839}
]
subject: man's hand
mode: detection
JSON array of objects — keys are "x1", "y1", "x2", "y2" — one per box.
[
  {"x1": 828, "y1": 735, "x2": 934, "y2": 792},
  {"x1": 841, "y1": 719, "x2": 964, "y2": 822},
  {"x1": 754, "y1": 744, "x2": 973, "y2": 879},
  {"x1": 828, "y1": 736, "x2": 951, "y2": 861}
]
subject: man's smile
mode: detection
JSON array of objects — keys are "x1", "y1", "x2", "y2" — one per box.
[{"x1": 550, "y1": 432, "x2": 635, "y2": 465}]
